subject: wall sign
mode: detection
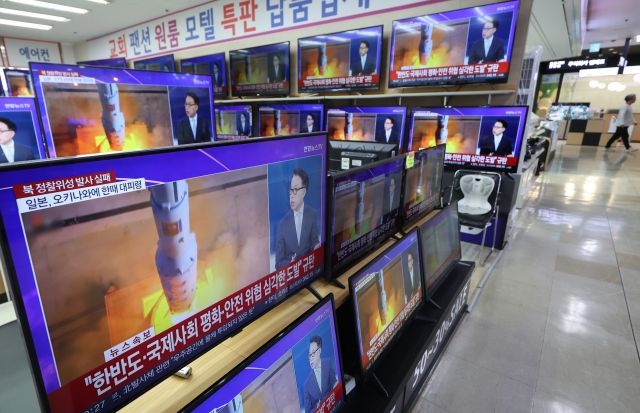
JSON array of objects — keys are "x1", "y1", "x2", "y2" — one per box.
[
  {"x1": 589, "y1": 43, "x2": 601, "y2": 53},
  {"x1": 2, "y1": 37, "x2": 62, "y2": 67},
  {"x1": 547, "y1": 57, "x2": 608, "y2": 71},
  {"x1": 83, "y1": 0, "x2": 446, "y2": 61}
]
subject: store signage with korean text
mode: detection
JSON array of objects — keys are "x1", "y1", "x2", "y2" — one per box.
[
  {"x1": 2, "y1": 38, "x2": 62, "y2": 67},
  {"x1": 547, "y1": 57, "x2": 608, "y2": 71}
]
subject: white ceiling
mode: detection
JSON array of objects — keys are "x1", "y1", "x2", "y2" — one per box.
[
  {"x1": 525, "y1": 0, "x2": 575, "y2": 61},
  {"x1": 583, "y1": 0, "x2": 640, "y2": 48},
  {"x1": 0, "y1": 0, "x2": 202, "y2": 43}
]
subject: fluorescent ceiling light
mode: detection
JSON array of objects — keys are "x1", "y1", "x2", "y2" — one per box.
[
  {"x1": 0, "y1": 17, "x2": 51, "y2": 29},
  {"x1": 83, "y1": 0, "x2": 109, "y2": 3},
  {"x1": 5, "y1": 0, "x2": 88, "y2": 14},
  {"x1": 0, "y1": 7, "x2": 69, "y2": 21}
]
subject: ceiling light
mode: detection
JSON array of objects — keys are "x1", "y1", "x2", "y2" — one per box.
[
  {"x1": 636, "y1": 35, "x2": 640, "y2": 42},
  {"x1": 0, "y1": 17, "x2": 51, "y2": 29},
  {"x1": 609, "y1": 48, "x2": 614, "y2": 50},
  {"x1": 5, "y1": 0, "x2": 88, "y2": 14},
  {"x1": 84, "y1": 0, "x2": 109, "y2": 3},
  {"x1": 0, "y1": 7, "x2": 69, "y2": 21},
  {"x1": 589, "y1": 80, "x2": 599, "y2": 88},
  {"x1": 634, "y1": 74, "x2": 640, "y2": 83}
]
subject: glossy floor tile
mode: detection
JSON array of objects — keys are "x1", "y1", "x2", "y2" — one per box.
[{"x1": 413, "y1": 143, "x2": 640, "y2": 413}]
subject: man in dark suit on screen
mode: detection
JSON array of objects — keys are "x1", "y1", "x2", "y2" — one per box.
[
  {"x1": 468, "y1": 19, "x2": 506, "y2": 64},
  {"x1": 477, "y1": 119, "x2": 514, "y2": 156},
  {"x1": 267, "y1": 54, "x2": 286, "y2": 83},
  {"x1": 304, "y1": 113, "x2": 319, "y2": 133},
  {"x1": 304, "y1": 335, "x2": 337, "y2": 413},
  {"x1": 381, "y1": 174, "x2": 400, "y2": 224},
  {"x1": 236, "y1": 112, "x2": 251, "y2": 136},
  {"x1": 375, "y1": 117, "x2": 399, "y2": 143},
  {"x1": 176, "y1": 92, "x2": 212, "y2": 145},
  {"x1": 275, "y1": 167, "x2": 320, "y2": 269},
  {"x1": 0, "y1": 117, "x2": 35, "y2": 164},
  {"x1": 212, "y1": 63, "x2": 224, "y2": 87},
  {"x1": 403, "y1": 250, "x2": 420, "y2": 304},
  {"x1": 350, "y1": 40, "x2": 376, "y2": 76}
]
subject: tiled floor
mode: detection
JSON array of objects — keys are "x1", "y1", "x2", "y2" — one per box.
[{"x1": 414, "y1": 142, "x2": 640, "y2": 413}]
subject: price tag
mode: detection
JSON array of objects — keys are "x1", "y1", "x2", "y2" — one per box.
[
  {"x1": 341, "y1": 158, "x2": 350, "y2": 170},
  {"x1": 406, "y1": 152, "x2": 415, "y2": 169}
]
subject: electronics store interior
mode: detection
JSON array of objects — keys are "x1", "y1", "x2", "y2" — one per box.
[{"x1": 1, "y1": 0, "x2": 640, "y2": 412}]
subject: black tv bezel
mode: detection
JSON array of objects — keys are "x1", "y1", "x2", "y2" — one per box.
[
  {"x1": 181, "y1": 294, "x2": 346, "y2": 413},
  {"x1": 325, "y1": 154, "x2": 407, "y2": 280},
  {"x1": 408, "y1": 105, "x2": 529, "y2": 174},
  {"x1": 327, "y1": 139, "x2": 402, "y2": 172},
  {"x1": 400, "y1": 144, "x2": 446, "y2": 231},
  {"x1": 297, "y1": 24, "x2": 384, "y2": 94},
  {"x1": 0, "y1": 132, "x2": 330, "y2": 413},
  {"x1": 132, "y1": 53, "x2": 177, "y2": 72},
  {"x1": 347, "y1": 227, "x2": 426, "y2": 383},
  {"x1": 419, "y1": 200, "x2": 462, "y2": 300},
  {"x1": 256, "y1": 103, "x2": 326, "y2": 137},
  {"x1": 387, "y1": 0, "x2": 520, "y2": 89},
  {"x1": 229, "y1": 41, "x2": 291, "y2": 97},
  {"x1": 179, "y1": 52, "x2": 228, "y2": 99}
]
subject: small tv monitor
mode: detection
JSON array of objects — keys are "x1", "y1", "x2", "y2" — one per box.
[
  {"x1": 349, "y1": 229, "x2": 423, "y2": 380},
  {"x1": 133, "y1": 54, "x2": 176, "y2": 72},
  {"x1": 77, "y1": 58, "x2": 127, "y2": 68},
  {"x1": 215, "y1": 105, "x2": 253, "y2": 140},
  {"x1": 257, "y1": 104, "x2": 324, "y2": 137},
  {"x1": 1, "y1": 68, "x2": 35, "y2": 97},
  {"x1": 408, "y1": 106, "x2": 528, "y2": 173},
  {"x1": 402, "y1": 145, "x2": 445, "y2": 228},
  {"x1": 388, "y1": 0, "x2": 520, "y2": 88},
  {"x1": 325, "y1": 106, "x2": 408, "y2": 149},
  {"x1": 30, "y1": 62, "x2": 215, "y2": 158},
  {"x1": 327, "y1": 140, "x2": 399, "y2": 172},
  {"x1": 419, "y1": 201, "x2": 462, "y2": 298},
  {"x1": 328, "y1": 157, "x2": 404, "y2": 276},
  {"x1": 0, "y1": 133, "x2": 328, "y2": 413},
  {"x1": 183, "y1": 295, "x2": 345, "y2": 413},
  {"x1": 229, "y1": 42, "x2": 290, "y2": 96},
  {"x1": 0, "y1": 97, "x2": 47, "y2": 162},
  {"x1": 298, "y1": 25, "x2": 383, "y2": 93},
  {"x1": 180, "y1": 53, "x2": 227, "y2": 98}
]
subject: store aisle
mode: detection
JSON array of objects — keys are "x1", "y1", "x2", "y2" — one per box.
[{"x1": 413, "y1": 142, "x2": 640, "y2": 413}]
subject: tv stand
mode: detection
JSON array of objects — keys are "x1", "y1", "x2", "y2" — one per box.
[
  {"x1": 306, "y1": 285, "x2": 323, "y2": 301},
  {"x1": 330, "y1": 279, "x2": 346, "y2": 289},
  {"x1": 414, "y1": 315, "x2": 438, "y2": 323},
  {"x1": 371, "y1": 373, "x2": 389, "y2": 398},
  {"x1": 429, "y1": 299, "x2": 442, "y2": 309}
]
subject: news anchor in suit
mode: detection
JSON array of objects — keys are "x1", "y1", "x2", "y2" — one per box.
[
  {"x1": 374, "y1": 117, "x2": 399, "y2": 143},
  {"x1": 267, "y1": 54, "x2": 286, "y2": 83},
  {"x1": 477, "y1": 119, "x2": 514, "y2": 156},
  {"x1": 176, "y1": 92, "x2": 212, "y2": 145},
  {"x1": 381, "y1": 174, "x2": 399, "y2": 224},
  {"x1": 403, "y1": 250, "x2": 420, "y2": 304},
  {"x1": 468, "y1": 19, "x2": 506, "y2": 64},
  {"x1": 0, "y1": 117, "x2": 35, "y2": 164},
  {"x1": 303, "y1": 113, "x2": 319, "y2": 133},
  {"x1": 350, "y1": 40, "x2": 376, "y2": 76},
  {"x1": 212, "y1": 63, "x2": 224, "y2": 87},
  {"x1": 275, "y1": 167, "x2": 320, "y2": 269},
  {"x1": 236, "y1": 112, "x2": 251, "y2": 136},
  {"x1": 304, "y1": 335, "x2": 337, "y2": 413}
]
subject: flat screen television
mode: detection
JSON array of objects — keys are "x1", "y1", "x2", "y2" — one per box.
[
  {"x1": 549, "y1": 102, "x2": 590, "y2": 120},
  {"x1": 327, "y1": 140, "x2": 399, "y2": 172},
  {"x1": 325, "y1": 106, "x2": 407, "y2": 149},
  {"x1": 388, "y1": 0, "x2": 520, "y2": 88},
  {"x1": 298, "y1": 26, "x2": 383, "y2": 93},
  {"x1": 77, "y1": 58, "x2": 128, "y2": 68},
  {"x1": 229, "y1": 42, "x2": 290, "y2": 96},
  {"x1": 408, "y1": 106, "x2": 528, "y2": 173},
  {"x1": 215, "y1": 105, "x2": 253, "y2": 140},
  {"x1": 0, "y1": 97, "x2": 47, "y2": 162},
  {"x1": 419, "y1": 201, "x2": 462, "y2": 298},
  {"x1": 348, "y1": 229, "x2": 423, "y2": 380},
  {"x1": 0, "y1": 133, "x2": 328, "y2": 413},
  {"x1": 30, "y1": 62, "x2": 215, "y2": 158},
  {"x1": 258, "y1": 104, "x2": 324, "y2": 137},
  {"x1": 402, "y1": 145, "x2": 445, "y2": 228},
  {"x1": 328, "y1": 157, "x2": 404, "y2": 276},
  {"x1": 0, "y1": 68, "x2": 35, "y2": 97},
  {"x1": 180, "y1": 53, "x2": 227, "y2": 99},
  {"x1": 133, "y1": 54, "x2": 176, "y2": 72},
  {"x1": 183, "y1": 295, "x2": 345, "y2": 413}
]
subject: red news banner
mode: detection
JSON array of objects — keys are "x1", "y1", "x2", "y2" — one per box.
[
  {"x1": 13, "y1": 172, "x2": 116, "y2": 199},
  {"x1": 300, "y1": 74, "x2": 379, "y2": 88},
  {"x1": 313, "y1": 383, "x2": 344, "y2": 413},
  {"x1": 390, "y1": 62, "x2": 510, "y2": 80},
  {"x1": 445, "y1": 153, "x2": 518, "y2": 167},
  {"x1": 47, "y1": 247, "x2": 324, "y2": 412}
]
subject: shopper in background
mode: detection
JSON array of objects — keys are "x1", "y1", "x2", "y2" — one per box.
[{"x1": 605, "y1": 94, "x2": 638, "y2": 153}]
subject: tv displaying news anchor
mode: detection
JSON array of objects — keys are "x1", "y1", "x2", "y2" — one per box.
[
  {"x1": 0, "y1": 115, "x2": 37, "y2": 163},
  {"x1": 230, "y1": 42, "x2": 290, "y2": 96},
  {"x1": 374, "y1": 116, "x2": 400, "y2": 143},
  {"x1": 467, "y1": 18, "x2": 506, "y2": 63},
  {"x1": 350, "y1": 40, "x2": 377, "y2": 76},
  {"x1": 476, "y1": 118, "x2": 515, "y2": 156},
  {"x1": 268, "y1": 53, "x2": 287, "y2": 83},
  {"x1": 174, "y1": 91, "x2": 213, "y2": 145}
]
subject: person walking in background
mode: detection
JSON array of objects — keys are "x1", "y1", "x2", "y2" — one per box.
[{"x1": 605, "y1": 94, "x2": 638, "y2": 153}]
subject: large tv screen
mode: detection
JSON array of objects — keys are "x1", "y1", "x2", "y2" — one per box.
[
  {"x1": 258, "y1": 104, "x2": 324, "y2": 137},
  {"x1": 229, "y1": 42, "x2": 290, "y2": 97},
  {"x1": 408, "y1": 106, "x2": 527, "y2": 172},
  {"x1": 298, "y1": 26, "x2": 383, "y2": 93},
  {"x1": 402, "y1": 145, "x2": 445, "y2": 227},
  {"x1": 30, "y1": 62, "x2": 216, "y2": 158},
  {"x1": 133, "y1": 54, "x2": 176, "y2": 72},
  {"x1": 77, "y1": 58, "x2": 128, "y2": 68},
  {"x1": 349, "y1": 229, "x2": 423, "y2": 379},
  {"x1": 0, "y1": 134, "x2": 327, "y2": 413},
  {"x1": 215, "y1": 105, "x2": 253, "y2": 140},
  {"x1": 0, "y1": 97, "x2": 47, "y2": 162},
  {"x1": 419, "y1": 201, "x2": 461, "y2": 298},
  {"x1": 1, "y1": 68, "x2": 35, "y2": 97},
  {"x1": 184, "y1": 296, "x2": 345, "y2": 413},
  {"x1": 180, "y1": 53, "x2": 227, "y2": 98},
  {"x1": 389, "y1": 0, "x2": 520, "y2": 88},
  {"x1": 325, "y1": 106, "x2": 407, "y2": 149},
  {"x1": 329, "y1": 157, "x2": 404, "y2": 274}
]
